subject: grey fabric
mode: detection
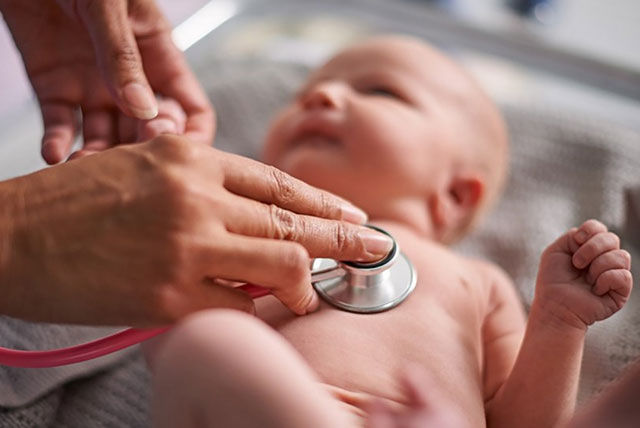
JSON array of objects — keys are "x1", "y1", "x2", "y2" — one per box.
[
  {"x1": 51, "y1": 352, "x2": 150, "y2": 428},
  {"x1": 0, "y1": 352, "x2": 149, "y2": 428},
  {"x1": 1, "y1": 59, "x2": 638, "y2": 426},
  {"x1": 0, "y1": 318, "x2": 131, "y2": 408},
  {"x1": 198, "y1": 59, "x2": 309, "y2": 158}
]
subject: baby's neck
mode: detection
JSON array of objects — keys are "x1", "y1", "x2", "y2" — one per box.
[{"x1": 365, "y1": 197, "x2": 438, "y2": 242}]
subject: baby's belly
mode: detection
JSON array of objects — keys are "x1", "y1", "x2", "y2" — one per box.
[{"x1": 256, "y1": 295, "x2": 486, "y2": 426}]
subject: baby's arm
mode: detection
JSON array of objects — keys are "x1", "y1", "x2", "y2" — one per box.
[
  {"x1": 486, "y1": 220, "x2": 633, "y2": 428},
  {"x1": 479, "y1": 264, "x2": 527, "y2": 402}
]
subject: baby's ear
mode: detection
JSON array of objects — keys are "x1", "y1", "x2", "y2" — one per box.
[
  {"x1": 449, "y1": 175, "x2": 484, "y2": 211},
  {"x1": 430, "y1": 174, "x2": 484, "y2": 242}
]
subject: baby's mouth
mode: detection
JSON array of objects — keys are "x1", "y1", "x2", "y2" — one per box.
[{"x1": 294, "y1": 134, "x2": 342, "y2": 149}]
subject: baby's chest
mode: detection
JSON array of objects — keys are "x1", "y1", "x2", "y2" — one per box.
[{"x1": 410, "y1": 259, "x2": 490, "y2": 320}]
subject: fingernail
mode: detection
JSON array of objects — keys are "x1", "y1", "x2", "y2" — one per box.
[
  {"x1": 122, "y1": 82, "x2": 158, "y2": 120},
  {"x1": 574, "y1": 229, "x2": 588, "y2": 244},
  {"x1": 41, "y1": 140, "x2": 63, "y2": 164},
  {"x1": 573, "y1": 253, "x2": 585, "y2": 268},
  {"x1": 359, "y1": 229, "x2": 394, "y2": 258},
  {"x1": 341, "y1": 204, "x2": 368, "y2": 224}
]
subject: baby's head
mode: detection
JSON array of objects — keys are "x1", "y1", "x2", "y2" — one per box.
[{"x1": 263, "y1": 35, "x2": 507, "y2": 244}]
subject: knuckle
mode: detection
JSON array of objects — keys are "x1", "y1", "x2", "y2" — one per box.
[
  {"x1": 149, "y1": 134, "x2": 201, "y2": 162},
  {"x1": 318, "y1": 191, "x2": 339, "y2": 219},
  {"x1": 605, "y1": 232, "x2": 620, "y2": 247},
  {"x1": 111, "y1": 45, "x2": 140, "y2": 71},
  {"x1": 281, "y1": 244, "x2": 310, "y2": 283},
  {"x1": 268, "y1": 205, "x2": 298, "y2": 240},
  {"x1": 334, "y1": 222, "x2": 349, "y2": 253},
  {"x1": 268, "y1": 166, "x2": 296, "y2": 206}
]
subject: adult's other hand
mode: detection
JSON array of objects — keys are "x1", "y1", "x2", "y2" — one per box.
[
  {"x1": 0, "y1": 0, "x2": 213, "y2": 163},
  {"x1": 0, "y1": 136, "x2": 392, "y2": 326}
]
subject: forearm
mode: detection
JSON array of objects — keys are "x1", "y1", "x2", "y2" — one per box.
[
  {"x1": 0, "y1": 177, "x2": 23, "y2": 315},
  {"x1": 486, "y1": 300, "x2": 586, "y2": 428}
]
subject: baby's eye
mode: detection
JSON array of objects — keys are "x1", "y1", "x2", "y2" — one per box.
[{"x1": 362, "y1": 87, "x2": 402, "y2": 100}]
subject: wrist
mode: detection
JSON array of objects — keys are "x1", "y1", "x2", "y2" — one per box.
[{"x1": 528, "y1": 297, "x2": 588, "y2": 336}]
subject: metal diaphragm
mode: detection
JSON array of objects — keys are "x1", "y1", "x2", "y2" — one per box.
[{"x1": 311, "y1": 225, "x2": 417, "y2": 313}]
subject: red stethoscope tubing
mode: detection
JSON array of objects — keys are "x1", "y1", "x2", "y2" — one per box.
[{"x1": 0, "y1": 283, "x2": 270, "y2": 368}]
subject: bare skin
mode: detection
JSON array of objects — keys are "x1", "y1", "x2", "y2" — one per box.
[{"x1": 149, "y1": 37, "x2": 633, "y2": 427}]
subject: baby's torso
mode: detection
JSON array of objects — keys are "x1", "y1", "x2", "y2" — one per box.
[{"x1": 256, "y1": 223, "x2": 495, "y2": 425}]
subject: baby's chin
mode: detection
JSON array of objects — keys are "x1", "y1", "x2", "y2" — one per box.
[{"x1": 268, "y1": 144, "x2": 350, "y2": 181}]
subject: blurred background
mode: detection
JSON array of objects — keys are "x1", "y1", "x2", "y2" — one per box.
[{"x1": 1, "y1": 0, "x2": 639, "y2": 120}]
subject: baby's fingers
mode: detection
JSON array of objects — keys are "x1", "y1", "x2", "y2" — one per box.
[
  {"x1": 137, "y1": 98, "x2": 187, "y2": 141},
  {"x1": 593, "y1": 269, "x2": 633, "y2": 309},
  {"x1": 572, "y1": 232, "x2": 620, "y2": 269},
  {"x1": 573, "y1": 219, "x2": 608, "y2": 245},
  {"x1": 586, "y1": 249, "x2": 631, "y2": 284}
]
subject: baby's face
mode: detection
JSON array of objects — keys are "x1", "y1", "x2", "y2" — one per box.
[{"x1": 262, "y1": 37, "x2": 469, "y2": 214}]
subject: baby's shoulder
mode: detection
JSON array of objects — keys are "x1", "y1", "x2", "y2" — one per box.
[
  {"x1": 405, "y1": 236, "x2": 508, "y2": 283},
  {"x1": 465, "y1": 257, "x2": 512, "y2": 285},
  {"x1": 463, "y1": 257, "x2": 522, "y2": 308}
]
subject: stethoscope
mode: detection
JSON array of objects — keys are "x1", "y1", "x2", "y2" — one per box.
[{"x1": 0, "y1": 226, "x2": 416, "y2": 368}]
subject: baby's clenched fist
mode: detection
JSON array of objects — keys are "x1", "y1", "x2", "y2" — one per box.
[{"x1": 534, "y1": 219, "x2": 633, "y2": 329}]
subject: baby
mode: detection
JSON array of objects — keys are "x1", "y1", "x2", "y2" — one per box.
[{"x1": 146, "y1": 36, "x2": 633, "y2": 428}]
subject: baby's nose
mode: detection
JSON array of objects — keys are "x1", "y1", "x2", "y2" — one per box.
[{"x1": 301, "y1": 82, "x2": 345, "y2": 110}]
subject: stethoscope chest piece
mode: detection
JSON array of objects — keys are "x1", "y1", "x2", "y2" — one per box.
[{"x1": 311, "y1": 226, "x2": 417, "y2": 314}]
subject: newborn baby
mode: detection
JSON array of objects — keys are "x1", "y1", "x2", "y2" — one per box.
[{"x1": 147, "y1": 36, "x2": 633, "y2": 428}]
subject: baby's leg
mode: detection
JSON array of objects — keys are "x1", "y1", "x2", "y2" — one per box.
[{"x1": 149, "y1": 309, "x2": 354, "y2": 428}]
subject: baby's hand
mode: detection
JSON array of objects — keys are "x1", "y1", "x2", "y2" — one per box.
[
  {"x1": 535, "y1": 219, "x2": 633, "y2": 329},
  {"x1": 68, "y1": 97, "x2": 187, "y2": 161},
  {"x1": 136, "y1": 97, "x2": 187, "y2": 142}
]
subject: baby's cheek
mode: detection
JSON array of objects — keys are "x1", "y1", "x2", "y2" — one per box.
[{"x1": 262, "y1": 111, "x2": 294, "y2": 164}]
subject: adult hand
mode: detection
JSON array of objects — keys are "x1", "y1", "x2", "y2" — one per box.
[
  {"x1": 0, "y1": 0, "x2": 213, "y2": 163},
  {"x1": 0, "y1": 136, "x2": 392, "y2": 326}
]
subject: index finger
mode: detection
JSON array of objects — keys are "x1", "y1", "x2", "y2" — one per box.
[
  {"x1": 219, "y1": 151, "x2": 368, "y2": 224},
  {"x1": 224, "y1": 194, "x2": 392, "y2": 262}
]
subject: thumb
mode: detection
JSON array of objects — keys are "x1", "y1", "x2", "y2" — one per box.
[{"x1": 75, "y1": 0, "x2": 158, "y2": 120}]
